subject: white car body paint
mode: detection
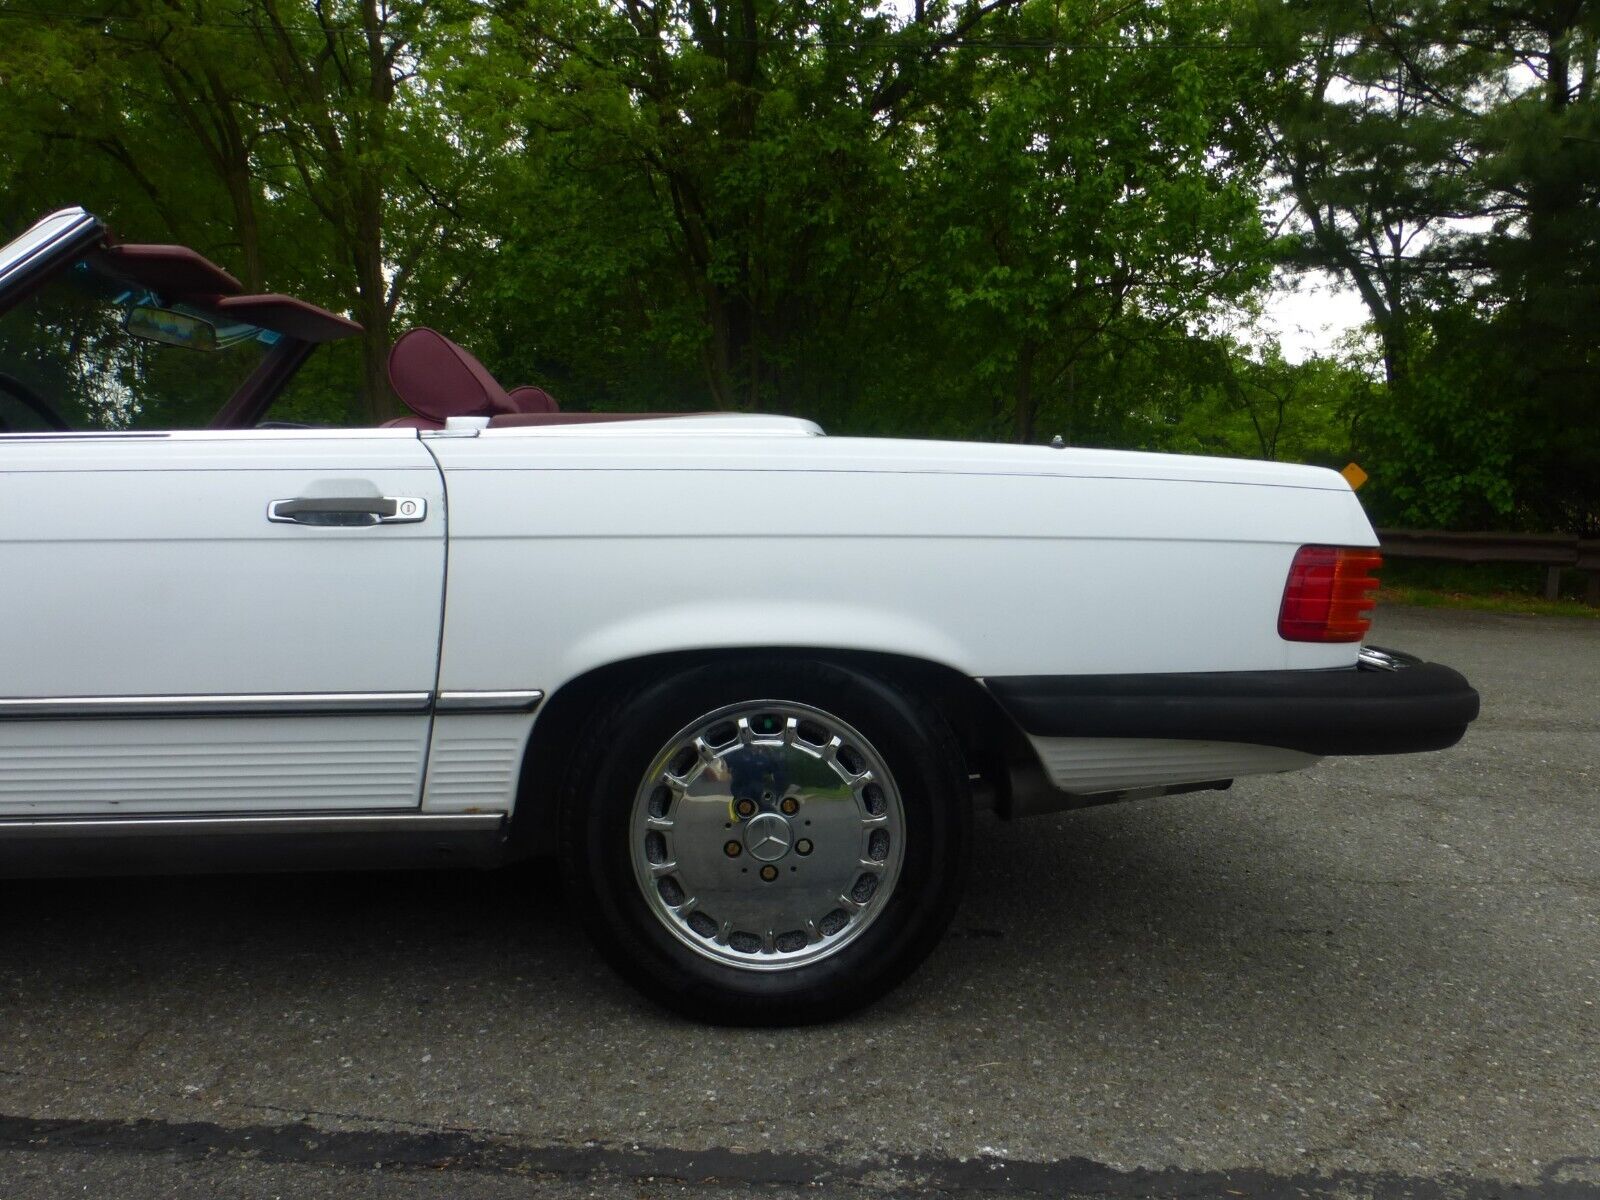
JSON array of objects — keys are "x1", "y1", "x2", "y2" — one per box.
[
  {"x1": 0, "y1": 429, "x2": 444, "y2": 817},
  {"x1": 419, "y1": 418, "x2": 1375, "y2": 812},
  {"x1": 0, "y1": 418, "x2": 1375, "y2": 820}
]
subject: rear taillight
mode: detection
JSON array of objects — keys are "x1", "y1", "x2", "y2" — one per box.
[{"x1": 1278, "y1": 545, "x2": 1383, "y2": 642}]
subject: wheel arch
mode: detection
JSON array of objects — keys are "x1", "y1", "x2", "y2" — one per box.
[{"x1": 505, "y1": 647, "x2": 1031, "y2": 856}]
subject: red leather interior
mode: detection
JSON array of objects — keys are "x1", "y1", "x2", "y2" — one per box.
[
  {"x1": 215, "y1": 294, "x2": 362, "y2": 343},
  {"x1": 487, "y1": 412, "x2": 698, "y2": 428},
  {"x1": 98, "y1": 244, "x2": 243, "y2": 299},
  {"x1": 386, "y1": 328, "x2": 589, "y2": 428},
  {"x1": 507, "y1": 385, "x2": 560, "y2": 414},
  {"x1": 387, "y1": 327, "x2": 517, "y2": 424}
]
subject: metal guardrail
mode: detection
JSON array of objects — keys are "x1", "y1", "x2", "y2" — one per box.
[{"x1": 1378, "y1": 529, "x2": 1600, "y2": 604}]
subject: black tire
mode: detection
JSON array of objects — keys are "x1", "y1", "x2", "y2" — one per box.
[{"x1": 559, "y1": 657, "x2": 971, "y2": 1025}]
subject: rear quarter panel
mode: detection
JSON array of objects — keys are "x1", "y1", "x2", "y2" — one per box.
[{"x1": 425, "y1": 432, "x2": 1376, "y2": 694}]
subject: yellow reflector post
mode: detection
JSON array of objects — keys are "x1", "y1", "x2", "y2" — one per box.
[{"x1": 1340, "y1": 462, "x2": 1369, "y2": 490}]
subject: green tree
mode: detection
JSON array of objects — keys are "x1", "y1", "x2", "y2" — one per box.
[
  {"x1": 1259, "y1": 0, "x2": 1487, "y2": 389},
  {"x1": 916, "y1": 0, "x2": 1278, "y2": 442},
  {"x1": 1463, "y1": 0, "x2": 1600, "y2": 531},
  {"x1": 0, "y1": 0, "x2": 490, "y2": 421},
  {"x1": 1259, "y1": 0, "x2": 1600, "y2": 532},
  {"x1": 456, "y1": 0, "x2": 1030, "y2": 417}
]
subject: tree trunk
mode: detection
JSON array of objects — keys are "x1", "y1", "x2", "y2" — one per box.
[
  {"x1": 701, "y1": 282, "x2": 736, "y2": 410},
  {"x1": 1012, "y1": 339, "x2": 1038, "y2": 443},
  {"x1": 351, "y1": 203, "x2": 393, "y2": 424},
  {"x1": 222, "y1": 163, "x2": 263, "y2": 292}
]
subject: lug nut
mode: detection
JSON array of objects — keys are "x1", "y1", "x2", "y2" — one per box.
[
  {"x1": 780, "y1": 797, "x2": 799, "y2": 815},
  {"x1": 734, "y1": 798, "x2": 757, "y2": 818},
  {"x1": 795, "y1": 839, "x2": 813, "y2": 856},
  {"x1": 759, "y1": 865, "x2": 779, "y2": 882},
  {"x1": 724, "y1": 840, "x2": 741, "y2": 857}
]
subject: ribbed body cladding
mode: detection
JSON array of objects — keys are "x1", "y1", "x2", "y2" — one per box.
[
  {"x1": 1025, "y1": 736, "x2": 1318, "y2": 793},
  {"x1": 419, "y1": 715, "x2": 528, "y2": 814},
  {"x1": 0, "y1": 718, "x2": 424, "y2": 815}
]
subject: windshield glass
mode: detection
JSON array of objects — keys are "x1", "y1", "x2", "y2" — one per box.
[{"x1": 0, "y1": 257, "x2": 275, "y2": 431}]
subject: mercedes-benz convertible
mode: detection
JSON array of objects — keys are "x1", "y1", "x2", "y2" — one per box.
[{"x1": 0, "y1": 208, "x2": 1479, "y2": 1023}]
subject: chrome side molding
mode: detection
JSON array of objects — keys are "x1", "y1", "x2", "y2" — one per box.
[
  {"x1": 0, "y1": 692, "x2": 433, "y2": 719},
  {"x1": 435, "y1": 690, "x2": 544, "y2": 713},
  {"x1": 0, "y1": 689, "x2": 545, "y2": 720},
  {"x1": 0, "y1": 811, "x2": 506, "y2": 840}
]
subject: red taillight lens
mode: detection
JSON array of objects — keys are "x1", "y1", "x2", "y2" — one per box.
[{"x1": 1278, "y1": 545, "x2": 1383, "y2": 642}]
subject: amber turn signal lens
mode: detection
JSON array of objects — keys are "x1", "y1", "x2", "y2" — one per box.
[{"x1": 1278, "y1": 545, "x2": 1383, "y2": 642}]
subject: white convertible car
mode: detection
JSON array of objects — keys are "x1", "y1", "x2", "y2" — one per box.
[{"x1": 0, "y1": 208, "x2": 1478, "y2": 1022}]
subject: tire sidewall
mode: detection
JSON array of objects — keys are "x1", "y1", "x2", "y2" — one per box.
[{"x1": 562, "y1": 658, "x2": 969, "y2": 1023}]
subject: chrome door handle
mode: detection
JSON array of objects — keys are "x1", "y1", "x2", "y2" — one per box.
[{"x1": 267, "y1": 496, "x2": 427, "y2": 526}]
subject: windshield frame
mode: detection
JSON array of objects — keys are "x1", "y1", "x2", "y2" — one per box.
[
  {"x1": 0, "y1": 207, "x2": 361, "y2": 430},
  {"x1": 0, "y1": 208, "x2": 105, "y2": 310}
]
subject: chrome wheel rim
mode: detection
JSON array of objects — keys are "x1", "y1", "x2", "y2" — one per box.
[{"x1": 629, "y1": 700, "x2": 906, "y2": 971}]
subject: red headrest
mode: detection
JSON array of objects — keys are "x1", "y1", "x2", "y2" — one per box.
[
  {"x1": 507, "y1": 385, "x2": 560, "y2": 414},
  {"x1": 387, "y1": 328, "x2": 515, "y2": 423}
]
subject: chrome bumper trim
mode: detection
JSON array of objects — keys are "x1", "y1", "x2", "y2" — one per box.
[{"x1": 1358, "y1": 645, "x2": 1423, "y2": 672}]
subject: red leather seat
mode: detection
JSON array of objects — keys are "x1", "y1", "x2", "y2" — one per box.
[
  {"x1": 507, "y1": 385, "x2": 560, "y2": 414},
  {"x1": 383, "y1": 328, "x2": 521, "y2": 429},
  {"x1": 382, "y1": 328, "x2": 566, "y2": 428}
]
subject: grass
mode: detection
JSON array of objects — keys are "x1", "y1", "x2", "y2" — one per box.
[
  {"x1": 1378, "y1": 558, "x2": 1600, "y2": 619},
  {"x1": 1380, "y1": 583, "x2": 1600, "y2": 618}
]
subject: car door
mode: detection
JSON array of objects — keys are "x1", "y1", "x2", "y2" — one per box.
[{"x1": 0, "y1": 427, "x2": 445, "y2": 817}]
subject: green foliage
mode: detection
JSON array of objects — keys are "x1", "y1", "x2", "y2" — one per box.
[
  {"x1": 1355, "y1": 309, "x2": 1519, "y2": 529},
  {"x1": 912, "y1": 0, "x2": 1278, "y2": 441},
  {"x1": 0, "y1": 0, "x2": 1596, "y2": 531},
  {"x1": 1150, "y1": 341, "x2": 1363, "y2": 465},
  {"x1": 1256, "y1": 0, "x2": 1600, "y2": 532}
]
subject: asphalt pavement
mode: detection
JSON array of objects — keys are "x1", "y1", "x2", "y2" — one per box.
[{"x1": 1, "y1": 606, "x2": 1597, "y2": 1198}]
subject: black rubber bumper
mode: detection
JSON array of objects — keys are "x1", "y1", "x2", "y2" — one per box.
[{"x1": 986, "y1": 653, "x2": 1480, "y2": 757}]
